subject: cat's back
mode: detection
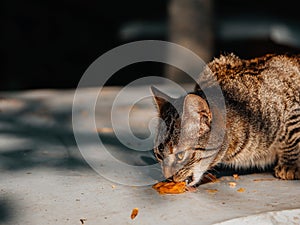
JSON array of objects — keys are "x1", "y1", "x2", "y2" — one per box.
[
  {"x1": 208, "y1": 53, "x2": 300, "y2": 86},
  {"x1": 201, "y1": 54, "x2": 300, "y2": 168},
  {"x1": 202, "y1": 53, "x2": 300, "y2": 106}
]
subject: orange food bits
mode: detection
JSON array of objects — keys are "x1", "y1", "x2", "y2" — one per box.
[
  {"x1": 206, "y1": 189, "x2": 218, "y2": 194},
  {"x1": 130, "y1": 208, "x2": 139, "y2": 219},
  {"x1": 228, "y1": 182, "x2": 237, "y2": 187},
  {"x1": 152, "y1": 181, "x2": 186, "y2": 194},
  {"x1": 237, "y1": 188, "x2": 245, "y2": 193},
  {"x1": 233, "y1": 174, "x2": 239, "y2": 180}
]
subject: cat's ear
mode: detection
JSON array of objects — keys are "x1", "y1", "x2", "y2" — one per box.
[
  {"x1": 150, "y1": 86, "x2": 173, "y2": 112},
  {"x1": 181, "y1": 94, "x2": 212, "y2": 135}
]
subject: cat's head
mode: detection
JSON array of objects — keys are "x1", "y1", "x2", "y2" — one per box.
[{"x1": 151, "y1": 86, "x2": 216, "y2": 186}]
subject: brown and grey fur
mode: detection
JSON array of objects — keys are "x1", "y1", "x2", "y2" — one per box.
[{"x1": 151, "y1": 53, "x2": 300, "y2": 186}]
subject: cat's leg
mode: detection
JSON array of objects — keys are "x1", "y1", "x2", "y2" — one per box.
[{"x1": 275, "y1": 125, "x2": 300, "y2": 180}]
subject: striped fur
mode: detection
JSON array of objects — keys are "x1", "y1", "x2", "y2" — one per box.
[{"x1": 152, "y1": 53, "x2": 300, "y2": 186}]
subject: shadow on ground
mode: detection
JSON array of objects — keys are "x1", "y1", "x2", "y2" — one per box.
[
  {"x1": 0, "y1": 197, "x2": 17, "y2": 225},
  {"x1": 0, "y1": 95, "x2": 89, "y2": 171}
]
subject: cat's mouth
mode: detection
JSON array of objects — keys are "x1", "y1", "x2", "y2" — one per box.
[
  {"x1": 173, "y1": 171, "x2": 206, "y2": 187},
  {"x1": 172, "y1": 174, "x2": 194, "y2": 186}
]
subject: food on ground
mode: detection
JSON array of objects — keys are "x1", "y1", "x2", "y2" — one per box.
[
  {"x1": 130, "y1": 208, "x2": 139, "y2": 219},
  {"x1": 206, "y1": 189, "x2": 218, "y2": 194},
  {"x1": 152, "y1": 181, "x2": 186, "y2": 194},
  {"x1": 237, "y1": 188, "x2": 245, "y2": 193},
  {"x1": 233, "y1": 174, "x2": 239, "y2": 180},
  {"x1": 228, "y1": 182, "x2": 237, "y2": 187}
]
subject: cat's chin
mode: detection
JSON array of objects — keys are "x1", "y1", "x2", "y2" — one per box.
[
  {"x1": 173, "y1": 174, "x2": 200, "y2": 187},
  {"x1": 188, "y1": 170, "x2": 206, "y2": 186},
  {"x1": 172, "y1": 174, "x2": 193, "y2": 185},
  {"x1": 172, "y1": 171, "x2": 204, "y2": 187},
  {"x1": 187, "y1": 178, "x2": 201, "y2": 187}
]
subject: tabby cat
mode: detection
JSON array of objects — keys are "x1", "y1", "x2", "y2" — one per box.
[{"x1": 151, "y1": 53, "x2": 300, "y2": 186}]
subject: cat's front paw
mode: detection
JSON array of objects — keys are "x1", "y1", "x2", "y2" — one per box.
[{"x1": 274, "y1": 164, "x2": 300, "y2": 180}]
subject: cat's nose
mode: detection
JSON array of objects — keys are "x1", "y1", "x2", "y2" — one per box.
[{"x1": 162, "y1": 166, "x2": 174, "y2": 179}]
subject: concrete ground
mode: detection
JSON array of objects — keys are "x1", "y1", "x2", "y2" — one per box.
[{"x1": 0, "y1": 86, "x2": 300, "y2": 225}]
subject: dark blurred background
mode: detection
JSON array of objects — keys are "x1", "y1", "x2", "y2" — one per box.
[{"x1": 1, "y1": 0, "x2": 300, "y2": 90}]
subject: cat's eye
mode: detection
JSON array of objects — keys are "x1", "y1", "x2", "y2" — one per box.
[{"x1": 175, "y1": 152, "x2": 185, "y2": 161}]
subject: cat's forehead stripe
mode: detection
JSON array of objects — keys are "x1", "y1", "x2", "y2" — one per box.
[{"x1": 169, "y1": 145, "x2": 173, "y2": 154}]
